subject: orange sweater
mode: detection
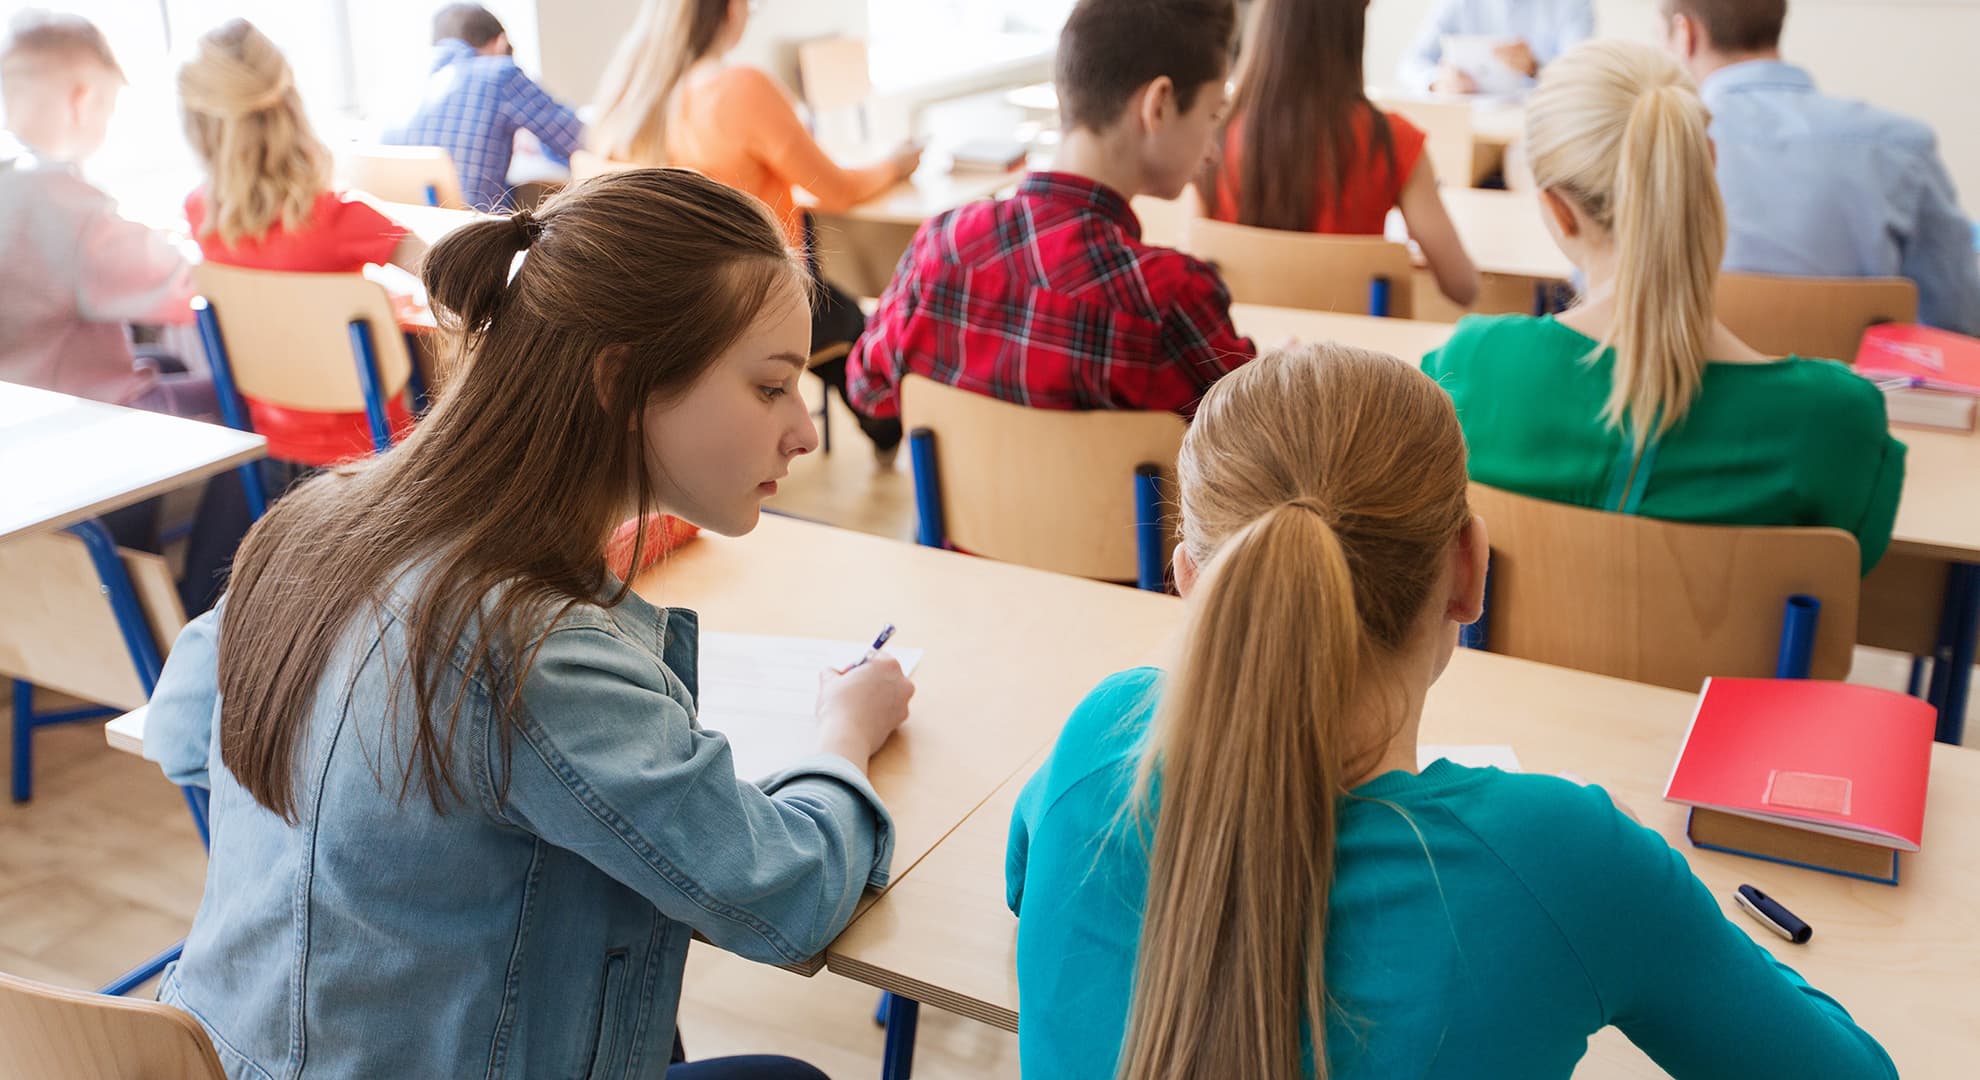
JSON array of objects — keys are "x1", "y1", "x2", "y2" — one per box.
[{"x1": 666, "y1": 65, "x2": 898, "y2": 249}]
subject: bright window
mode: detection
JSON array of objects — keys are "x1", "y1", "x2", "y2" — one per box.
[{"x1": 865, "y1": 0, "x2": 1072, "y2": 92}]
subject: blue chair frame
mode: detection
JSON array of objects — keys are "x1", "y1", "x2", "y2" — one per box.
[{"x1": 908, "y1": 428, "x2": 1170, "y2": 592}]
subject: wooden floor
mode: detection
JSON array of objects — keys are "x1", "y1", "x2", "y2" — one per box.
[{"x1": 0, "y1": 385, "x2": 1964, "y2": 1078}]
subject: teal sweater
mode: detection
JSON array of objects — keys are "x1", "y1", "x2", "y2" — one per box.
[{"x1": 1006, "y1": 668, "x2": 1896, "y2": 1079}]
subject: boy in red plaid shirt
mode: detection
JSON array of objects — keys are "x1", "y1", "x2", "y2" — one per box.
[{"x1": 848, "y1": 0, "x2": 1255, "y2": 423}]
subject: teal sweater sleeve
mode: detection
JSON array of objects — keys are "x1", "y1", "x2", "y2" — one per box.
[{"x1": 1491, "y1": 779, "x2": 1897, "y2": 1079}]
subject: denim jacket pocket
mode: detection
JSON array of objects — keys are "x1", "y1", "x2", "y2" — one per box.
[{"x1": 584, "y1": 948, "x2": 629, "y2": 1080}]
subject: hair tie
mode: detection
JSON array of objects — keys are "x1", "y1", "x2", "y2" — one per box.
[
  {"x1": 1281, "y1": 496, "x2": 1331, "y2": 521},
  {"x1": 511, "y1": 210, "x2": 543, "y2": 248}
]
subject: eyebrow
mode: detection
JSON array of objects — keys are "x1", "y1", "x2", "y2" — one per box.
[{"x1": 765, "y1": 351, "x2": 808, "y2": 371}]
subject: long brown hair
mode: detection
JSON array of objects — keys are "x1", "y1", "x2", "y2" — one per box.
[
  {"x1": 177, "y1": 18, "x2": 333, "y2": 247},
  {"x1": 1199, "y1": 0, "x2": 1393, "y2": 231},
  {"x1": 216, "y1": 168, "x2": 806, "y2": 822},
  {"x1": 587, "y1": 0, "x2": 732, "y2": 164},
  {"x1": 1525, "y1": 41, "x2": 1724, "y2": 449},
  {"x1": 1117, "y1": 345, "x2": 1471, "y2": 1080}
]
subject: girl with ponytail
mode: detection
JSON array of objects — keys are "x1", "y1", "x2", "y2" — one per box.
[
  {"x1": 1009, "y1": 344, "x2": 1894, "y2": 1078},
  {"x1": 142, "y1": 168, "x2": 912, "y2": 1079},
  {"x1": 1424, "y1": 40, "x2": 1904, "y2": 574}
]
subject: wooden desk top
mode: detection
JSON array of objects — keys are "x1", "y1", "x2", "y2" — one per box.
[
  {"x1": 368, "y1": 200, "x2": 490, "y2": 247},
  {"x1": 1436, "y1": 187, "x2": 1574, "y2": 282},
  {"x1": 0, "y1": 381, "x2": 266, "y2": 543},
  {"x1": 1232, "y1": 304, "x2": 1456, "y2": 361},
  {"x1": 826, "y1": 645, "x2": 1980, "y2": 1076},
  {"x1": 630, "y1": 516, "x2": 1180, "y2": 961},
  {"x1": 801, "y1": 164, "x2": 1021, "y2": 228}
]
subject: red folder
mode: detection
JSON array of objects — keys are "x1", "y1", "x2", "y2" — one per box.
[
  {"x1": 1856, "y1": 323, "x2": 1980, "y2": 395},
  {"x1": 1664, "y1": 678, "x2": 1934, "y2": 854}
]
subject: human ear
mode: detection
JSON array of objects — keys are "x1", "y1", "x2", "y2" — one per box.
[
  {"x1": 1447, "y1": 514, "x2": 1488, "y2": 625},
  {"x1": 1539, "y1": 188, "x2": 1580, "y2": 239},
  {"x1": 1138, "y1": 76, "x2": 1176, "y2": 134},
  {"x1": 1171, "y1": 542, "x2": 1198, "y2": 597}
]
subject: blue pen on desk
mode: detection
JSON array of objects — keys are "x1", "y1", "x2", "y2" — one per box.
[
  {"x1": 1735, "y1": 884, "x2": 1812, "y2": 945},
  {"x1": 848, "y1": 624, "x2": 896, "y2": 670}
]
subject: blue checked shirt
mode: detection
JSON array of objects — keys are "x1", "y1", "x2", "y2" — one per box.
[
  {"x1": 384, "y1": 39, "x2": 584, "y2": 211},
  {"x1": 1703, "y1": 60, "x2": 1980, "y2": 336}
]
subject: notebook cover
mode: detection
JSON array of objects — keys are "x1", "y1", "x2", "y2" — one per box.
[
  {"x1": 1663, "y1": 677, "x2": 1934, "y2": 850},
  {"x1": 1856, "y1": 323, "x2": 1980, "y2": 394}
]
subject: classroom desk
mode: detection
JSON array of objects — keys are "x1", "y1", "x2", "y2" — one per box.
[
  {"x1": 0, "y1": 381, "x2": 266, "y2": 543},
  {"x1": 825, "y1": 644, "x2": 1980, "y2": 1076},
  {"x1": 369, "y1": 200, "x2": 489, "y2": 247},
  {"x1": 1433, "y1": 186, "x2": 1573, "y2": 282},
  {"x1": 805, "y1": 165, "x2": 1022, "y2": 229}
]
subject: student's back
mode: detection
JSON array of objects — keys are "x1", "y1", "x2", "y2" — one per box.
[
  {"x1": 1421, "y1": 40, "x2": 1904, "y2": 573},
  {"x1": 1008, "y1": 344, "x2": 1893, "y2": 1080},
  {"x1": 847, "y1": 0, "x2": 1255, "y2": 421},
  {"x1": 1200, "y1": 0, "x2": 1478, "y2": 306}
]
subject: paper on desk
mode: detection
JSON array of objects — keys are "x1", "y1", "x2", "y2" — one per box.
[
  {"x1": 1419, "y1": 744, "x2": 1522, "y2": 772},
  {"x1": 1440, "y1": 35, "x2": 1528, "y2": 97},
  {"x1": 695, "y1": 632, "x2": 925, "y2": 782}
]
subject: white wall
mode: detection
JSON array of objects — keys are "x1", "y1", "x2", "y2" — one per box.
[{"x1": 1366, "y1": 0, "x2": 1980, "y2": 216}]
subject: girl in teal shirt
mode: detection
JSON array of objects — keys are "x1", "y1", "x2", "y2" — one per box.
[
  {"x1": 1420, "y1": 41, "x2": 1904, "y2": 573},
  {"x1": 1006, "y1": 343, "x2": 1894, "y2": 1078}
]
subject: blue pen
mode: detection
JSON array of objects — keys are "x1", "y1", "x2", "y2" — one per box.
[{"x1": 848, "y1": 624, "x2": 896, "y2": 670}]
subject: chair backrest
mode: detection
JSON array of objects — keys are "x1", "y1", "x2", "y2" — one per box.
[
  {"x1": 1182, "y1": 216, "x2": 1417, "y2": 317},
  {"x1": 1375, "y1": 96, "x2": 1474, "y2": 188},
  {"x1": 796, "y1": 35, "x2": 871, "y2": 113},
  {"x1": 1467, "y1": 484, "x2": 1860, "y2": 691},
  {"x1": 342, "y1": 144, "x2": 466, "y2": 210},
  {"x1": 1130, "y1": 194, "x2": 1190, "y2": 249},
  {"x1": 901, "y1": 375, "x2": 1186, "y2": 582},
  {"x1": 0, "y1": 970, "x2": 226, "y2": 1080},
  {"x1": 0, "y1": 529, "x2": 183, "y2": 712},
  {"x1": 569, "y1": 150, "x2": 640, "y2": 183},
  {"x1": 1717, "y1": 272, "x2": 1918, "y2": 362},
  {"x1": 193, "y1": 263, "x2": 414, "y2": 413}
]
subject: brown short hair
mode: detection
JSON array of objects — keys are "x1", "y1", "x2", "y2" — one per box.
[
  {"x1": 433, "y1": 3, "x2": 505, "y2": 48},
  {"x1": 1666, "y1": 0, "x2": 1787, "y2": 52},
  {"x1": 0, "y1": 9, "x2": 124, "y2": 89},
  {"x1": 1055, "y1": 0, "x2": 1235, "y2": 132}
]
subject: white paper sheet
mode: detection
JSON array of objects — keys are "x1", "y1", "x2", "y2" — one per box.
[
  {"x1": 1419, "y1": 744, "x2": 1522, "y2": 772},
  {"x1": 695, "y1": 632, "x2": 925, "y2": 782},
  {"x1": 1440, "y1": 34, "x2": 1528, "y2": 97}
]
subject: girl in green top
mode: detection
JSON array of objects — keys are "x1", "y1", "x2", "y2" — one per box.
[
  {"x1": 1421, "y1": 41, "x2": 1904, "y2": 573},
  {"x1": 1007, "y1": 343, "x2": 1894, "y2": 1078}
]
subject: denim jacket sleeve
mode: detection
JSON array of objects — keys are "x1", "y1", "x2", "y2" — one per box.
[
  {"x1": 495, "y1": 624, "x2": 895, "y2": 965},
  {"x1": 144, "y1": 604, "x2": 224, "y2": 790}
]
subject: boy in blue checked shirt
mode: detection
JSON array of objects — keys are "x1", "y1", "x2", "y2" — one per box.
[
  {"x1": 847, "y1": 0, "x2": 1256, "y2": 421},
  {"x1": 384, "y1": 4, "x2": 582, "y2": 211}
]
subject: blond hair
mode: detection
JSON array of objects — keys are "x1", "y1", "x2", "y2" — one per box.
[
  {"x1": 587, "y1": 0, "x2": 731, "y2": 165},
  {"x1": 1117, "y1": 345, "x2": 1471, "y2": 1080},
  {"x1": 177, "y1": 19, "x2": 332, "y2": 247},
  {"x1": 1524, "y1": 39, "x2": 1724, "y2": 450}
]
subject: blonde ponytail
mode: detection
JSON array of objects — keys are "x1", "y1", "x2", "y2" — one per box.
[
  {"x1": 178, "y1": 19, "x2": 331, "y2": 247},
  {"x1": 1525, "y1": 40, "x2": 1725, "y2": 449},
  {"x1": 1118, "y1": 344, "x2": 1471, "y2": 1079}
]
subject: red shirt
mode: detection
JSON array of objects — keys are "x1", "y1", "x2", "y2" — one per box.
[
  {"x1": 1212, "y1": 108, "x2": 1427, "y2": 235},
  {"x1": 185, "y1": 188, "x2": 414, "y2": 464},
  {"x1": 848, "y1": 172, "x2": 1255, "y2": 420}
]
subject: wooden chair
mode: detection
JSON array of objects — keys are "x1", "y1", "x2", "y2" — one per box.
[
  {"x1": 1717, "y1": 273, "x2": 1918, "y2": 362},
  {"x1": 796, "y1": 35, "x2": 871, "y2": 114},
  {"x1": 1130, "y1": 194, "x2": 1190, "y2": 249},
  {"x1": 1182, "y1": 217, "x2": 1417, "y2": 317},
  {"x1": 342, "y1": 144, "x2": 466, "y2": 210},
  {"x1": 900, "y1": 375, "x2": 1185, "y2": 588},
  {"x1": 1375, "y1": 96, "x2": 1475, "y2": 189},
  {"x1": 193, "y1": 263, "x2": 419, "y2": 486},
  {"x1": 1466, "y1": 484, "x2": 1861, "y2": 691},
  {"x1": 0, "y1": 970, "x2": 225, "y2": 1079}
]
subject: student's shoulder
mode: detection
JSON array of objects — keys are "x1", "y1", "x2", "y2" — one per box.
[
  {"x1": 1439, "y1": 770, "x2": 1666, "y2": 884},
  {"x1": 1424, "y1": 313, "x2": 1563, "y2": 375},
  {"x1": 1030, "y1": 668, "x2": 1163, "y2": 803},
  {"x1": 1765, "y1": 355, "x2": 1888, "y2": 426},
  {"x1": 708, "y1": 65, "x2": 789, "y2": 106}
]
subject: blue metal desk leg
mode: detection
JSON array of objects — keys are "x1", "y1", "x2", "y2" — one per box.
[
  {"x1": 881, "y1": 993, "x2": 920, "y2": 1080},
  {"x1": 1928, "y1": 563, "x2": 1979, "y2": 745}
]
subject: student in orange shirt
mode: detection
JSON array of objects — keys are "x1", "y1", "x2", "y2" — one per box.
[
  {"x1": 589, "y1": 0, "x2": 920, "y2": 463},
  {"x1": 178, "y1": 19, "x2": 427, "y2": 467},
  {"x1": 1201, "y1": 0, "x2": 1478, "y2": 307}
]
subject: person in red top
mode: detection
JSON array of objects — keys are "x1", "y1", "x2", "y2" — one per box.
[
  {"x1": 848, "y1": 0, "x2": 1254, "y2": 421},
  {"x1": 1200, "y1": 0, "x2": 1479, "y2": 308},
  {"x1": 179, "y1": 19, "x2": 427, "y2": 465}
]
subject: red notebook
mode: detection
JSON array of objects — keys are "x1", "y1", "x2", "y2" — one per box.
[
  {"x1": 1664, "y1": 677, "x2": 1935, "y2": 851},
  {"x1": 1855, "y1": 323, "x2": 1980, "y2": 395}
]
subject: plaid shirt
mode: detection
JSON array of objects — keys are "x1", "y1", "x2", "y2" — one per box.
[
  {"x1": 383, "y1": 39, "x2": 583, "y2": 211},
  {"x1": 847, "y1": 172, "x2": 1255, "y2": 419}
]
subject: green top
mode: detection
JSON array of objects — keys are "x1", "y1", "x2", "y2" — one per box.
[
  {"x1": 1007, "y1": 667, "x2": 1897, "y2": 1079},
  {"x1": 1421, "y1": 315, "x2": 1906, "y2": 573}
]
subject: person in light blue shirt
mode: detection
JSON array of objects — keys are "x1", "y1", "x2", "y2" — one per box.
[
  {"x1": 1665, "y1": 0, "x2": 1980, "y2": 335},
  {"x1": 1398, "y1": 0, "x2": 1594, "y2": 94},
  {"x1": 140, "y1": 170, "x2": 915, "y2": 1080},
  {"x1": 1008, "y1": 343, "x2": 1894, "y2": 1079},
  {"x1": 383, "y1": 4, "x2": 583, "y2": 211}
]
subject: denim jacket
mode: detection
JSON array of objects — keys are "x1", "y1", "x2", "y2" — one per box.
[{"x1": 143, "y1": 571, "x2": 894, "y2": 1079}]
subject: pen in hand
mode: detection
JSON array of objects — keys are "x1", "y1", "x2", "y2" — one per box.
[{"x1": 846, "y1": 623, "x2": 896, "y2": 671}]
